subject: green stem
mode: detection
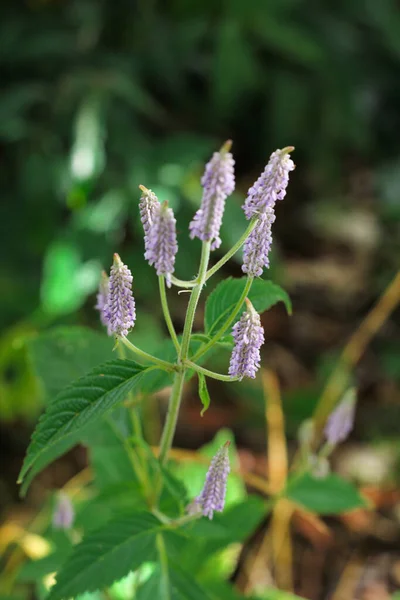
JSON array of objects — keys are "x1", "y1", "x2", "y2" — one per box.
[
  {"x1": 180, "y1": 242, "x2": 211, "y2": 360},
  {"x1": 185, "y1": 360, "x2": 239, "y2": 382},
  {"x1": 191, "y1": 276, "x2": 253, "y2": 362},
  {"x1": 159, "y1": 276, "x2": 180, "y2": 353},
  {"x1": 156, "y1": 534, "x2": 171, "y2": 599},
  {"x1": 170, "y1": 274, "x2": 197, "y2": 288},
  {"x1": 205, "y1": 218, "x2": 258, "y2": 281},
  {"x1": 158, "y1": 369, "x2": 186, "y2": 465},
  {"x1": 119, "y1": 336, "x2": 175, "y2": 371},
  {"x1": 169, "y1": 512, "x2": 202, "y2": 527},
  {"x1": 158, "y1": 242, "x2": 211, "y2": 466}
]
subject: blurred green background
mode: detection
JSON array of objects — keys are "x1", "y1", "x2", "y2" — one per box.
[{"x1": 1, "y1": 0, "x2": 400, "y2": 505}]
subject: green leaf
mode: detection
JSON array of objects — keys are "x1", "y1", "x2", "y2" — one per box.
[
  {"x1": 287, "y1": 473, "x2": 368, "y2": 514},
  {"x1": 74, "y1": 482, "x2": 147, "y2": 532},
  {"x1": 205, "y1": 277, "x2": 291, "y2": 336},
  {"x1": 18, "y1": 359, "x2": 149, "y2": 495},
  {"x1": 47, "y1": 513, "x2": 175, "y2": 600},
  {"x1": 188, "y1": 495, "x2": 266, "y2": 543},
  {"x1": 84, "y1": 410, "x2": 138, "y2": 489},
  {"x1": 18, "y1": 551, "x2": 70, "y2": 583},
  {"x1": 136, "y1": 556, "x2": 213, "y2": 600},
  {"x1": 198, "y1": 373, "x2": 211, "y2": 416},
  {"x1": 28, "y1": 327, "x2": 114, "y2": 400}
]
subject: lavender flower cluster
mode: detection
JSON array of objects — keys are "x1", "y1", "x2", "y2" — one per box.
[
  {"x1": 189, "y1": 141, "x2": 235, "y2": 250},
  {"x1": 242, "y1": 147, "x2": 295, "y2": 277},
  {"x1": 229, "y1": 299, "x2": 265, "y2": 379},
  {"x1": 91, "y1": 141, "x2": 297, "y2": 520},
  {"x1": 189, "y1": 442, "x2": 231, "y2": 519},
  {"x1": 96, "y1": 143, "x2": 295, "y2": 343}
]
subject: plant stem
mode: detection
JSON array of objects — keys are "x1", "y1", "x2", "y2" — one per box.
[
  {"x1": 156, "y1": 534, "x2": 170, "y2": 597},
  {"x1": 159, "y1": 276, "x2": 180, "y2": 353},
  {"x1": 158, "y1": 242, "x2": 211, "y2": 465},
  {"x1": 205, "y1": 218, "x2": 257, "y2": 281},
  {"x1": 119, "y1": 336, "x2": 175, "y2": 371},
  {"x1": 158, "y1": 369, "x2": 186, "y2": 465},
  {"x1": 185, "y1": 360, "x2": 238, "y2": 382},
  {"x1": 191, "y1": 276, "x2": 253, "y2": 362},
  {"x1": 180, "y1": 242, "x2": 211, "y2": 360},
  {"x1": 170, "y1": 274, "x2": 197, "y2": 288}
]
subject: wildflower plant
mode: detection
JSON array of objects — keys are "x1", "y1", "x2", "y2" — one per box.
[{"x1": 17, "y1": 143, "x2": 368, "y2": 599}]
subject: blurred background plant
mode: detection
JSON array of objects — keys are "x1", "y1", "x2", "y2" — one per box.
[{"x1": 1, "y1": 0, "x2": 400, "y2": 598}]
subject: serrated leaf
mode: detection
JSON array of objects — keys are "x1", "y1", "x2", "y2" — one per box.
[
  {"x1": 136, "y1": 556, "x2": 213, "y2": 600},
  {"x1": 74, "y1": 482, "x2": 147, "y2": 532},
  {"x1": 18, "y1": 360, "x2": 150, "y2": 494},
  {"x1": 84, "y1": 411, "x2": 138, "y2": 489},
  {"x1": 47, "y1": 513, "x2": 174, "y2": 600},
  {"x1": 187, "y1": 496, "x2": 266, "y2": 543},
  {"x1": 287, "y1": 473, "x2": 367, "y2": 514},
  {"x1": 18, "y1": 550, "x2": 70, "y2": 583},
  {"x1": 198, "y1": 373, "x2": 211, "y2": 416},
  {"x1": 205, "y1": 277, "x2": 291, "y2": 336}
]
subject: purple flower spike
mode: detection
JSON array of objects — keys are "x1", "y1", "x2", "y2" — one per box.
[
  {"x1": 105, "y1": 254, "x2": 136, "y2": 337},
  {"x1": 229, "y1": 299, "x2": 265, "y2": 380},
  {"x1": 53, "y1": 492, "x2": 74, "y2": 530},
  {"x1": 193, "y1": 441, "x2": 231, "y2": 519},
  {"x1": 324, "y1": 389, "x2": 357, "y2": 446},
  {"x1": 144, "y1": 200, "x2": 178, "y2": 287},
  {"x1": 95, "y1": 271, "x2": 111, "y2": 333},
  {"x1": 243, "y1": 146, "x2": 295, "y2": 219},
  {"x1": 139, "y1": 185, "x2": 160, "y2": 254},
  {"x1": 189, "y1": 141, "x2": 235, "y2": 250},
  {"x1": 242, "y1": 207, "x2": 276, "y2": 277}
]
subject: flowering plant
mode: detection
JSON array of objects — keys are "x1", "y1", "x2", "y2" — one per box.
[{"x1": 17, "y1": 144, "x2": 366, "y2": 600}]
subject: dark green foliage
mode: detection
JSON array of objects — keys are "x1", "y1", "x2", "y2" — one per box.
[
  {"x1": 287, "y1": 472, "x2": 368, "y2": 514},
  {"x1": 205, "y1": 277, "x2": 292, "y2": 336},
  {"x1": 18, "y1": 359, "x2": 149, "y2": 493}
]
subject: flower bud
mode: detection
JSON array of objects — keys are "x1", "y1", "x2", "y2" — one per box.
[
  {"x1": 139, "y1": 186, "x2": 160, "y2": 254},
  {"x1": 324, "y1": 388, "x2": 357, "y2": 447},
  {"x1": 190, "y1": 442, "x2": 231, "y2": 519},
  {"x1": 105, "y1": 254, "x2": 136, "y2": 337},
  {"x1": 242, "y1": 207, "x2": 275, "y2": 277},
  {"x1": 52, "y1": 492, "x2": 74, "y2": 530},
  {"x1": 144, "y1": 200, "x2": 178, "y2": 287},
  {"x1": 189, "y1": 141, "x2": 235, "y2": 250},
  {"x1": 243, "y1": 147, "x2": 295, "y2": 219},
  {"x1": 229, "y1": 299, "x2": 265, "y2": 380}
]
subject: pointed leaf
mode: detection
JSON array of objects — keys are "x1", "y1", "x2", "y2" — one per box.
[
  {"x1": 287, "y1": 473, "x2": 368, "y2": 514},
  {"x1": 198, "y1": 373, "x2": 211, "y2": 416},
  {"x1": 205, "y1": 277, "x2": 291, "y2": 336},
  {"x1": 19, "y1": 359, "x2": 149, "y2": 494},
  {"x1": 47, "y1": 513, "x2": 170, "y2": 600},
  {"x1": 136, "y1": 556, "x2": 213, "y2": 600}
]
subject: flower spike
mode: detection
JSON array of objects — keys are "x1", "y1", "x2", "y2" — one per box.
[
  {"x1": 242, "y1": 207, "x2": 276, "y2": 277},
  {"x1": 144, "y1": 200, "x2": 178, "y2": 287},
  {"x1": 229, "y1": 299, "x2": 265, "y2": 379},
  {"x1": 189, "y1": 141, "x2": 235, "y2": 250},
  {"x1": 105, "y1": 254, "x2": 136, "y2": 337},
  {"x1": 190, "y1": 441, "x2": 231, "y2": 519},
  {"x1": 243, "y1": 146, "x2": 295, "y2": 219},
  {"x1": 139, "y1": 185, "x2": 160, "y2": 254},
  {"x1": 324, "y1": 388, "x2": 357, "y2": 447},
  {"x1": 53, "y1": 492, "x2": 74, "y2": 530}
]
